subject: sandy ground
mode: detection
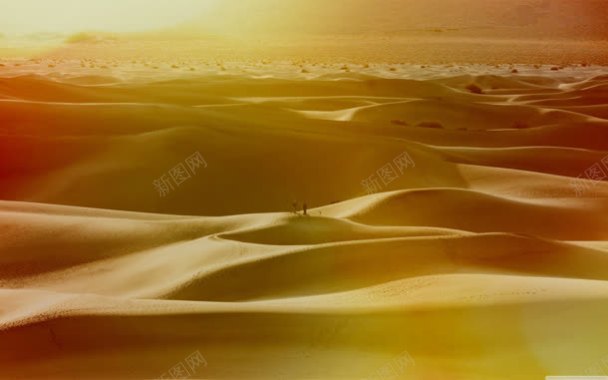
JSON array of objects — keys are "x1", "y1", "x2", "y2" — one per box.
[
  {"x1": 4, "y1": 37, "x2": 608, "y2": 67},
  {"x1": 1, "y1": 60, "x2": 608, "y2": 379}
]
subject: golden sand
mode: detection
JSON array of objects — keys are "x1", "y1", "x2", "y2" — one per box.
[{"x1": 1, "y1": 59, "x2": 608, "y2": 379}]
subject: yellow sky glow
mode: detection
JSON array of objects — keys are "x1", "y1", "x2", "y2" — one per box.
[{"x1": 0, "y1": 0, "x2": 217, "y2": 34}]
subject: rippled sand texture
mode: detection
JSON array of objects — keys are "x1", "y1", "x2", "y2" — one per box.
[{"x1": 1, "y1": 66, "x2": 608, "y2": 379}]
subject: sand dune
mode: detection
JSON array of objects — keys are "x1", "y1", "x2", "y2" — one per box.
[{"x1": 1, "y1": 63, "x2": 608, "y2": 379}]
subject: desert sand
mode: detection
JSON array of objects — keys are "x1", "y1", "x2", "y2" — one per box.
[{"x1": 1, "y1": 58, "x2": 608, "y2": 380}]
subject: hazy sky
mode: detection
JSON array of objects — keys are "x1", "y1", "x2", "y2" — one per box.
[
  {"x1": 0, "y1": 0, "x2": 216, "y2": 34},
  {"x1": 1, "y1": 0, "x2": 605, "y2": 40}
]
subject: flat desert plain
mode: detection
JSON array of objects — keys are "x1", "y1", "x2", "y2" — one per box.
[{"x1": 1, "y1": 54, "x2": 608, "y2": 379}]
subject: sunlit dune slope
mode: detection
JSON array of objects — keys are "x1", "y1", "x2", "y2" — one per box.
[
  {"x1": 1, "y1": 70, "x2": 608, "y2": 215},
  {"x1": 1, "y1": 65, "x2": 608, "y2": 379}
]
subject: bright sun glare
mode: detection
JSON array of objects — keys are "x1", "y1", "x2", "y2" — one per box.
[{"x1": 0, "y1": 0, "x2": 218, "y2": 34}]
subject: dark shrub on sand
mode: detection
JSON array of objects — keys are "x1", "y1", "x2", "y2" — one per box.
[
  {"x1": 417, "y1": 121, "x2": 444, "y2": 129},
  {"x1": 513, "y1": 121, "x2": 530, "y2": 129},
  {"x1": 466, "y1": 84, "x2": 483, "y2": 94}
]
